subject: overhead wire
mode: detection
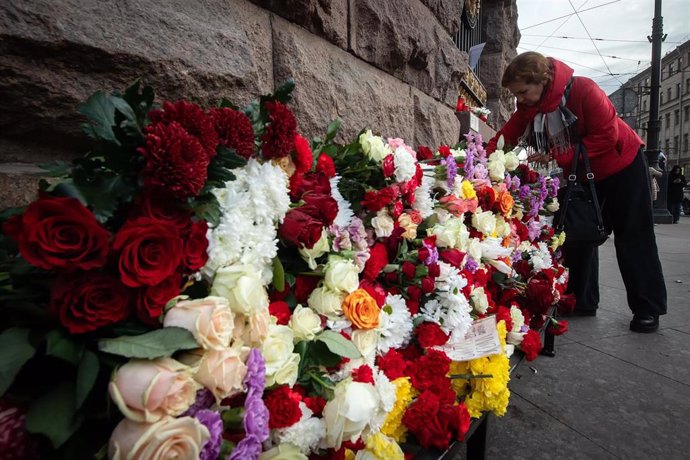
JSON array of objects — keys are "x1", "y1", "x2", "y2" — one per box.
[
  {"x1": 520, "y1": 42, "x2": 647, "y2": 62},
  {"x1": 532, "y1": 0, "x2": 589, "y2": 51},
  {"x1": 521, "y1": 0, "x2": 621, "y2": 30},
  {"x1": 521, "y1": 34, "x2": 682, "y2": 44}
]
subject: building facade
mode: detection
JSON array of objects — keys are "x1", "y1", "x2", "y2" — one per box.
[{"x1": 610, "y1": 39, "x2": 690, "y2": 171}]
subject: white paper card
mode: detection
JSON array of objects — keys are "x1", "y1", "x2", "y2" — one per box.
[{"x1": 436, "y1": 315, "x2": 502, "y2": 361}]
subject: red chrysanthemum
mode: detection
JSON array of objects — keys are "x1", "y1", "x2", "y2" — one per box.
[
  {"x1": 148, "y1": 101, "x2": 218, "y2": 157},
  {"x1": 520, "y1": 329, "x2": 543, "y2": 361},
  {"x1": 293, "y1": 134, "x2": 313, "y2": 174},
  {"x1": 316, "y1": 153, "x2": 336, "y2": 177},
  {"x1": 139, "y1": 121, "x2": 210, "y2": 198},
  {"x1": 363, "y1": 243, "x2": 389, "y2": 281},
  {"x1": 264, "y1": 385, "x2": 303, "y2": 429},
  {"x1": 261, "y1": 101, "x2": 297, "y2": 160},
  {"x1": 208, "y1": 107, "x2": 255, "y2": 159},
  {"x1": 415, "y1": 322, "x2": 450, "y2": 348}
]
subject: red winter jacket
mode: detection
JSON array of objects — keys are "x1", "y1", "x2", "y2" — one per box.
[{"x1": 486, "y1": 58, "x2": 643, "y2": 180}]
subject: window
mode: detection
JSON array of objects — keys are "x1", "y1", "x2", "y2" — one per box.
[
  {"x1": 665, "y1": 113, "x2": 671, "y2": 128},
  {"x1": 667, "y1": 88, "x2": 672, "y2": 101},
  {"x1": 669, "y1": 62, "x2": 675, "y2": 77},
  {"x1": 685, "y1": 106, "x2": 689, "y2": 122},
  {"x1": 677, "y1": 84, "x2": 681, "y2": 99},
  {"x1": 643, "y1": 100, "x2": 647, "y2": 112},
  {"x1": 665, "y1": 139, "x2": 670, "y2": 152},
  {"x1": 661, "y1": 92, "x2": 664, "y2": 104},
  {"x1": 675, "y1": 110, "x2": 680, "y2": 125},
  {"x1": 674, "y1": 135, "x2": 679, "y2": 153},
  {"x1": 684, "y1": 134, "x2": 689, "y2": 153},
  {"x1": 686, "y1": 78, "x2": 690, "y2": 94}
]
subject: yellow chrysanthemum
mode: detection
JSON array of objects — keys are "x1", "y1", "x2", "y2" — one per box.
[
  {"x1": 497, "y1": 319, "x2": 507, "y2": 349},
  {"x1": 381, "y1": 377, "x2": 416, "y2": 441},
  {"x1": 344, "y1": 449, "x2": 355, "y2": 460},
  {"x1": 461, "y1": 180, "x2": 477, "y2": 200},
  {"x1": 450, "y1": 360, "x2": 471, "y2": 396},
  {"x1": 364, "y1": 433, "x2": 405, "y2": 460}
]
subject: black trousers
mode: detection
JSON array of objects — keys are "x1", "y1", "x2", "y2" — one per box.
[{"x1": 563, "y1": 149, "x2": 667, "y2": 316}]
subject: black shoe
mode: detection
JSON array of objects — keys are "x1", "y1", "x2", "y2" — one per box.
[
  {"x1": 630, "y1": 314, "x2": 659, "y2": 333},
  {"x1": 573, "y1": 309, "x2": 597, "y2": 317}
]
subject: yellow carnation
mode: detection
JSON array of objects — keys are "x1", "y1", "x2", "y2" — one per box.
[{"x1": 461, "y1": 180, "x2": 477, "y2": 200}]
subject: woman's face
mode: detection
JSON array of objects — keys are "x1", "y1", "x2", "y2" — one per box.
[{"x1": 507, "y1": 79, "x2": 546, "y2": 107}]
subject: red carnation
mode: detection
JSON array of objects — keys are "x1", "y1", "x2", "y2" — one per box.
[
  {"x1": 440, "y1": 249, "x2": 466, "y2": 268},
  {"x1": 417, "y1": 145, "x2": 434, "y2": 161},
  {"x1": 494, "y1": 305, "x2": 514, "y2": 332},
  {"x1": 51, "y1": 272, "x2": 132, "y2": 334},
  {"x1": 303, "y1": 396, "x2": 327, "y2": 417},
  {"x1": 315, "y1": 153, "x2": 336, "y2": 177},
  {"x1": 376, "y1": 349, "x2": 407, "y2": 380},
  {"x1": 520, "y1": 329, "x2": 543, "y2": 361},
  {"x1": 113, "y1": 217, "x2": 184, "y2": 287},
  {"x1": 269, "y1": 300, "x2": 292, "y2": 325},
  {"x1": 382, "y1": 154, "x2": 395, "y2": 177},
  {"x1": 549, "y1": 319, "x2": 569, "y2": 336},
  {"x1": 10, "y1": 196, "x2": 110, "y2": 272},
  {"x1": 184, "y1": 220, "x2": 209, "y2": 271},
  {"x1": 139, "y1": 121, "x2": 211, "y2": 198},
  {"x1": 279, "y1": 209, "x2": 324, "y2": 249},
  {"x1": 261, "y1": 101, "x2": 297, "y2": 160},
  {"x1": 402, "y1": 390, "x2": 454, "y2": 450},
  {"x1": 363, "y1": 243, "x2": 389, "y2": 281},
  {"x1": 361, "y1": 187, "x2": 397, "y2": 212},
  {"x1": 264, "y1": 385, "x2": 303, "y2": 429},
  {"x1": 456, "y1": 402, "x2": 471, "y2": 441},
  {"x1": 209, "y1": 107, "x2": 254, "y2": 159},
  {"x1": 148, "y1": 100, "x2": 219, "y2": 157},
  {"x1": 416, "y1": 322, "x2": 450, "y2": 348},
  {"x1": 0, "y1": 400, "x2": 37, "y2": 459},
  {"x1": 136, "y1": 273, "x2": 182, "y2": 325},
  {"x1": 358, "y1": 279, "x2": 387, "y2": 306},
  {"x1": 293, "y1": 134, "x2": 313, "y2": 174},
  {"x1": 352, "y1": 365, "x2": 375, "y2": 384},
  {"x1": 408, "y1": 349, "x2": 451, "y2": 392}
]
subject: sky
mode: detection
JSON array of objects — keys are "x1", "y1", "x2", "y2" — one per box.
[{"x1": 516, "y1": 0, "x2": 690, "y2": 94}]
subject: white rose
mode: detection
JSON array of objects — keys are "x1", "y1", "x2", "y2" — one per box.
[
  {"x1": 507, "y1": 331, "x2": 525, "y2": 346},
  {"x1": 308, "y1": 286, "x2": 346, "y2": 319},
  {"x1": 488, "y1": 150, "x2": 506, "y2": 181},
  {"x1": 187, "y1": 345, "x2": 249, "y2": 402},
  {"x1": 431, "y1": 217, "x2": 470, "y2": 250},
  {"x1": 108, "y1": 416, "x2": 209, "y2": 460},
  {"x1": 510, "y1": 305, "x2": 525, "y2": 332},
  {"x1": 350, "y1": 329, "x2": 379, "y2": 365},
  {"x1": 324, "y1": 256, "x2": 360, "y2": 293},
  {"x1": 358, "y1": 130, "x2": 390, "y2": 163},
  {"x1": 299, "y1": 230, "x2": 330, "y2": 270},
  {"x1": 371, "y1": 210, "x2": 394, "y2": 238},
  {"x1": 494, "y1": 216, "x2": 512, "y2": 239},
  {"x1": 211, "y1": 265, "x2": 268, "y2": 315},
  {"x1": 472, "y1": 209, "x2": 497, "y2": 236},
  {"x1": 504, "y1": 151, "x2": 520, "y2": 171},
  {"x1": 323, "y1": 380, "x2": 380, "y2": 449},
  {"x1": 271, "y1": 352, "x2": 300, "y2": 387},
  {"x1": 546, "y1": 200, "x2": 560, "y2": 213},
  {"x1": 262, "y1": 324, "x2": 297, "y2": 385},
  {"x1": 260, "y1": 444, "x2": 308, "y2": 460},
  {"x1": 470, "y1": 287, "x2": 490, "y2": 314},
  {"x1": 393, "y1": 146, "x2": 416, "y2": 183},
  {"x1": 289, "y1": 305, "x2": 324, "y2": 341},
  {"x1": 468, "y1": 238, "x2": 483, "y2": 261},
  {"x1": 163, "y1": 296, "x2": 234, "y2": 350}
]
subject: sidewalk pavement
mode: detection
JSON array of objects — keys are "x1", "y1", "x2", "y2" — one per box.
[{"x1": 485, "y1": 217, "x2": 690, "y2": 459}]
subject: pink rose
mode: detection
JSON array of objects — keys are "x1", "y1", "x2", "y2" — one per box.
[
  {"x1": 182, "y1": 346, "x2": 249, "y2": 402},
  {"x1": 163, "y1": 296, "x2": 234, "y2": 350}
]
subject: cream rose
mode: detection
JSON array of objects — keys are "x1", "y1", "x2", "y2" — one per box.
[
  {"x1": 468, "y1": 238, "x2": 483, "y2": 262},
  {"x1": 488, "y1": 150, "x2": 506, "y2": 181},
  {"x1": 289, "y1": 305, "x2": 324, "y2": 341},
  {"x1": 262, "y1": 324, "x2": 298, "y2": 385},
  {"x1": 470, "y1": 287, "x2": 490, "y2": 314},
  {"x1": 324, "y1": 256, "x2": 360, "y2": 293},
  {"x1": 359, "y1": 130, "x2": 391, "y2": 163},
  {"x1": 299, "y1": 229, "x2": 330, "y2": 270},
  {"x1": 307, "y1": 286, "x2": 346, "y2": 319},
  {"x1": 188, "y1": 345, "x2": 249, "y2": 402},
  {"x1": 271, "y1": 352, "x2": 300, "y2": 387},
  {"x1": 504, "y1": 151, "x2": 520, "y2": 171},
  {"x1": 397, "y1": 213, "x2": 418, "y2": 240},
  {"x1": 323, "y1": 380, "x2": 380, "y2": 449},
  {"x1": 472, "y1": 209, "x2": 497, "y2": 236},
  {"x1": 211, "y1": 265, "x2": 268, "y2": 315},
  {"x1": 109, "y1": 358, "x2": 198, "y2": 423},
  {"x1": 546, "y1": 200, "x2": 560, "y2": 213},
  {"x1": 430, "y1": 217, "x2": 470, "y2": 250},
  {"x1": 163, "y1": 296, "x2": 234, "y2": 350},
  {"x1": 260, "y1": 443, "x2": 308, "y2": 460},
  {"x1": 350, "y1": 329, "x2": 378, "y2": 365},
  {"x1": 371, "y1": 210, "x2": 394, "y2": 238},
  {"x1": 108, "y1": 416, "x2": 209, "y2": 460}
]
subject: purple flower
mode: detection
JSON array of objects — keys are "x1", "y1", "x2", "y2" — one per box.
[
  {"x1": 330, "y1": 225, "x2": 352, "y2": 252},
  {"x1": 181, "y1": 388, "x2": 215, "y2": 417},
  {"x1": 243, "y1": 396, "x2": 270, "y2": 441},
  {"x1": 441, "y1": 157, "x2": 458, "y2": 189},
  {"x1": 464, "y1": 257, "x2": 479, "y2": 273},
  {"x1": 550, "y1": 177, "x2": 560, "y2": 197},
  {"x1": 511, "y1": 176, "x2": 521, "y2": 192},
  {"x1": 511, "y1": 250, "x2": 523, "y2": 264},
  {"x1": 227, "y1": 434, "x2": 262, "y2": 460},
  {"x1": 422, "y1": 240, "x2": 439, "y2": 265},
  {"x1": 244, "y1": 348, "x2": 266, "y2": 395},
  {"x1": 518, "y1": 185, "x2": 531, "y2": 201},
  {"x1": 195, "y1": 410, "x2": 223, "y2": 460},
  {"x1": 527, "y1": 219, "x2": 542, "y2": 241}
]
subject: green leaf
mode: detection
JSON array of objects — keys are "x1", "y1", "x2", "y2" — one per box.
[
  {"x1": 46, "y1": 329, "x2": 84, "y2": 365},
  {"x1": 75, "y1": 350, "x2": 99, "y2": 409},
  {"x1": 316, "y1": 330, "x2": 361, "y2": 359},
  {"x1": 78, "y1": 91, "x2": 120, "y2": 145},
  {"x1": 26, "y1": 382, "x2": 81, "y2": 448},
  {"x1": 272, "y1": 257, "x2": 285, "y2": 292},
  {"x1": 191, "y1": 193, "x2": 222, "y2": 227},
  {"x1": 325, "y1": 118, "x2": 342, "y2": 142},
  {"x1": 38, "y1": 160, "x2": 72, "y2": 177},
  {"x1": 272, "y1": 79, "x2": 296, "y2": 103},
  {"x1": 98, "y1": 327, "x2": 200, "y2": 359},
  {"x1": 0, "y1": 328, "x2": 36, "y2": 396}
]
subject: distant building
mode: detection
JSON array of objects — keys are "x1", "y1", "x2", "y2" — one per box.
[{"x1": 609, "y1": 39, "x2": 690, "y2": 171}]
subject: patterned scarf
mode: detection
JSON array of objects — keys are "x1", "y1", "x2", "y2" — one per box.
[{"x1": 523, "y1": 77, "x2": 578, "y2": 156}]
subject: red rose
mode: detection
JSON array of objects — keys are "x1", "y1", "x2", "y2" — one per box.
[
  {"x1": 525, "y1": 275, "x2": 556, "y2": 316},
  {"x1": 315, "y1": 153, "x2": 336, "y2": 177},
  {"x1": 421, "y1": 276, "x2": 435, "y2": 294},
  {"x1": 382, "y1": 154, "x2": 395, "y2": 177},
  {"x1": 406, "y1": 285, "x2": 422, "y2": 301},
  {"x1": 376, "y1": 349, "x2": 407, "y2": 380},
  {"x1": 113, "y1": 217, "x2": 184, "y2": 287},
  {"x1": 557, "y1": 293, "x2": 577, "y2": 315},
  {"x1": 51, "y1": 272, "x2": 132, "y2": 334},
  {"x1": 184, "y1": 220, "x2": 209, "y2": 271},
  {"x1": 129, "y1": 189, "x2": 193, "y2": 232},
  {"x1": 427, "y1": 263, "x2": 440, "y2": 278},
  {"x1": 269, "y1": 300, "x2": 292, "y2": 325},
  {"x1": 301, "y1": 193, "x2": 339, "y2": 226},
  {"x1": 476, "y1": 185, "x2": 497, "y2": 211},
  {"x1": 406, "y1": 298, "x2": 420, "y2": 315},
  {"x1": 10, "y1": 196, "x2": 110, "y2": 272},
  {"x1": 417, "y1": 247, "x2": 430, "y2": 262},
  {"x1": 416, "y1": 145, "x2": 434, "y2": 161},
  {"x1": 438, "y1": 145, "x2": 452, "y2": 158},
  {"x1": 401, "y1": 261, "x2": 416, "y2": 280},
  {"x1": 416, "y1": 322, "x2": 450, "y2": 348},
  {"x1": 294, "y1": 275, "x2": 320, "y2": 304},
  {"x1": 208, "y1": 107, "x2": 254, "y2": 159},
  {"x1": 264, "y1": 385, "x2": 302, "y2": 429},
  {"x1": 520, "y1": 329, "x2": 543, "y2": 361},
  {"x1": 261, "y1": 101, "x2": 297, "y2": 160},
  {"x1": 351, "y1": 365, "x2": 375, "y2": 384},
  {"x1": 439, "y1": 249, "x2": 466, "y2": 268},
  {"x1": 279, "y1": 209, "x2": 323, "y2": 249},
  {"x1": 362, "y1": 243, "x2": 388, "y2": 281},
  {"x1": 136, "y1": 273, "x2": 182, "y2": 325}
]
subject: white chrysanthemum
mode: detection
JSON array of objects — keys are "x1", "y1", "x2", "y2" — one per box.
[
  {"x1": 376, "y1": 294, "x2": 413, "y2": 355},
  {"x1": 530, "y1": 242, "x2": 553, "y2": 271},
  {"x1": 439, "y1": 289, "x2": 473, "y2": 341},
  {"x1": 330, "y1": 175, "x2": 354, "y2": 228},
  {"x1": 369, "y1": 370, "x2": 397, "y2": 433},
  {"x1": 393, "y1": 146, "x2": 417, "y2": 183},
  {"x1": 273, "y1": 403, "x2": 326, "y2": 455},
  {"x1": 418, "y1": 298, "x2": 444, "y2": 324},
  {"x1": 435, "y1": 262, "x2": 466, "y2": 291},
  {"x1": 413, "y1": 168, "x2": 435, "y2": 218}
]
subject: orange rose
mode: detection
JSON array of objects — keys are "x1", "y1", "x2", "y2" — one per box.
[
  {"x1": 342, "y1": 289, "x2": 380, "y2": 329},
  {"x1": 498, "y1": 191, "x2": 514, "y2": 215}
]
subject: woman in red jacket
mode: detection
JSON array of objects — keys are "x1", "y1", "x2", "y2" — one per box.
[{"x1": 487, "y1": 52, "x2": 666, "y2": 333}]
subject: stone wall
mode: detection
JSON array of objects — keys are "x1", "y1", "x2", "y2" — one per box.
[{"x1": 0, "y1": 0, "x2": 518, "y2": 208}]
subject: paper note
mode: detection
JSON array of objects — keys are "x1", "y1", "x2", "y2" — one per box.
[{"x1": 436, "y1": 315, "x2": 502, "y2": 361}]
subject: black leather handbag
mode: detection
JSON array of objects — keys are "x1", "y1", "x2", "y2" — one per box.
[{"x1": 554, "y1": 143, "x2": 609, "y2": 247}]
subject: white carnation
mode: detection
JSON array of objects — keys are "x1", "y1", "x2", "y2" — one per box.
[
  {"x1": 412, "y1": 167, "x2": 435, "y2": 218},
  {"x1": 393, "y1": 146, "x2": 417, "y2": 183}
]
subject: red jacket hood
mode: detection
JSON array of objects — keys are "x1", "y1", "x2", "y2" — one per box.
[{"x1": 517, "y1": 58, "x2": 575, "y2": 115}]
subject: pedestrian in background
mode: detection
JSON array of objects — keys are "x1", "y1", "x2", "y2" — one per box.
[
  {"x1": 486, "y1": 51, "x2": 667, "y2": 333},
  {"x1": 667, "y1": 165, "x2": 687, "y2": 224}
]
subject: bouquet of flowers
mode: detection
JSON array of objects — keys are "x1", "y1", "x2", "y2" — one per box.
[{"x1": 0, "y1": 80, "x2": 568, "y2": 460}]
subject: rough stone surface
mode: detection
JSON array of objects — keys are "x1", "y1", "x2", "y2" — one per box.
[
  {"x1": 250, "y1": 0, "x2": 348, "y2": 48},
  {"x1": 413, "y1": 89, "x2": 461, "y2": 148},
  {"x1": 350, "y1": 0, "x2": 467, "y2": 107},
  {"x1": 0, "y1": 0, "x2": 273, "y2": 153},
  {"x1": 419, "y1": 0, "x2": 464, "y2": 37},
  {"x1": 272, "y1": 16, "x2": 415, "y2": 144},
  {"x1": 0, "y1": 170, "x2": 42, "y2": 209}
]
